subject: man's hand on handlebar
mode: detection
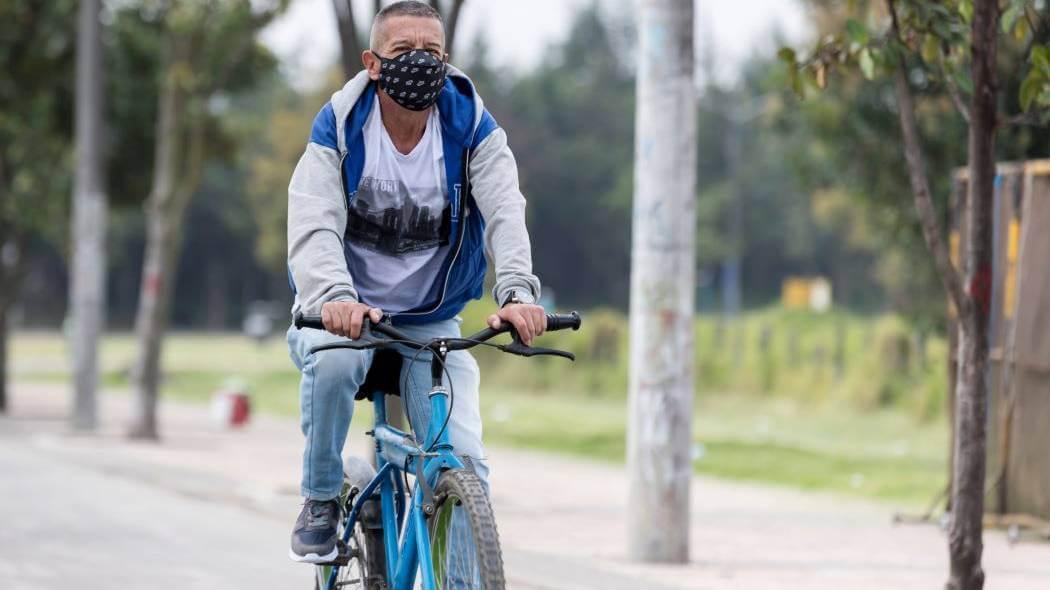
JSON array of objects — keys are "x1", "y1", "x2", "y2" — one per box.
[
  {"x1": 321, "y1": 301, "x2": 383, "y2": 339},
  {"x1": 487, "y1": 303, "x2": 546, "y2": 346}
]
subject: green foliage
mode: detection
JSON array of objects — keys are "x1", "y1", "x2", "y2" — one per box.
[
  {"x1": 105, "y1": 0, "x2": 283, "y2": 206},
  {"x1": 92, "y1": 1, "x2": 288, "y2": 325},
  {"x1": 1021, "y1": 44, "x2": 1050, "y2": 110},
  {"x1": 782, "y1": 0, "x2": 1049, "y2": 118},
  {"x1": 0, "y1": 1, "x2": 77, "y2": 245}
]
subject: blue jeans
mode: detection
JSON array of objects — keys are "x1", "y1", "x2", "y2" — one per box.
[{"x1": 287, "y1": 318, "x2": 489, "y2": 501}]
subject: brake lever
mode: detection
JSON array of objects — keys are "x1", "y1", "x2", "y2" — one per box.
[
  {"x1": 501, "y1": 325, "x2": 577, "y2": 361},
  {"x1": 308, "y1": 323, "x2": 390, "y2": 355},
  {"x1": 499, "y1": 334, "x2": 576, "y2": 361}
]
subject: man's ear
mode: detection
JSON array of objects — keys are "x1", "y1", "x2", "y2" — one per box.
[{"x1": 362, "y1": 50, "x2": 381, "y2": 81}]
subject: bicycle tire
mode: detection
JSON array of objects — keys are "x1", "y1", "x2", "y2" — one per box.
[
  {"x1": 357, "y1": 499, "x2": 387, "y2": 589},
  {"x1": 427, "y1": 468, "x2": 505, "y2": 589}
]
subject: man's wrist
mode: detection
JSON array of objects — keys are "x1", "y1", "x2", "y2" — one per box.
[{"x1": 500, "y1": 289, "x2": 536, "y2": 307}]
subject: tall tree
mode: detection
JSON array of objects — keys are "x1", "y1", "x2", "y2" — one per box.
[
  {"x1": 0, "y1": 2, "x2": 76, "y2": 412},
  {"x1": 948, "y1": 1, "x2": 996, "y2": 586},
  {"x1": 781, "y1": 1, "x2": 1049, "y2": 588},
  {"x1": 69, "y1": 0, "x2": 107, "y2": 431},
  {"x1": 626, "y1": 0, "x2": 696, "y2": 563},
  {"x1": 129, "y1": 0, "x2": 286, "y2": 439}
]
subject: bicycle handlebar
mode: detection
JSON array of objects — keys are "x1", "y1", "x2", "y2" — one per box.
[
  {"x1": 292, "y1": 311, "x2": 583, "y2": 361},
  {"x1": 294, "y1": 311, "x2": 580, "y2": 334}
]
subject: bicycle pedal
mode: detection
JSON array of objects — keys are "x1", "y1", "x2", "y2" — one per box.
[{"x1": 317, "y1": 540, "x2": 353, "y2": 566}]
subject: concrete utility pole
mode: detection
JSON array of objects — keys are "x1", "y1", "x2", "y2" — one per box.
[
  {"x1": 626, "y1": 0, "x2": 697, "y2": 563},
  {"x1": 70, "y1": 0, "x2": 107, "y2": 432}
]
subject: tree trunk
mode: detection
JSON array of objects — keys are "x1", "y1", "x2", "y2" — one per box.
[
  {"x1": 947, "y1": 2, "x2": 999, "y2": 588},
  {"x1": 0, "y1": 229, "x2": 27, "y2": 415},
  {"x1": 332, "y1": 0, "x2": 363, "y2": 78},
  {"x1": 70, "y1": 0, "x2": 107, "y2": 432},
  {"x1": 128, "y1": 43, "x2": 200, "y2": 439},
  {"x1": 444, "y1": 0, "x2": 465, "y2": 55},
  {"x1": 626, "y1": 0, "x2": 696, "y2": 564},
  {"x1": 890, "y1": 61, "x2": 966, "y2": 314}
]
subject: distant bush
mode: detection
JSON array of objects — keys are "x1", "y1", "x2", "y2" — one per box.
[{"x1": 459, "y1": 303, "x2": 948, "y2": 422}]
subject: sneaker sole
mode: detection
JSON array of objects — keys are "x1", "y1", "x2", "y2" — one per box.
[{"x1": 288, "y1": 546, "x2": 339, "y2": 564}]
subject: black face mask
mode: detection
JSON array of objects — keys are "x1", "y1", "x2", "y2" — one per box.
[{"x1": 377, "y1": 49, "x2": 447, "y2": 111}]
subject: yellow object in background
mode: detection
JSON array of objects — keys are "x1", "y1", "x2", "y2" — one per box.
[
  {"x1": 781, "y1": 277, "x2": 833, "y2": 312},
  {"x1": 1003, "y1": 219, "x2": 1020, "y2": 319}
]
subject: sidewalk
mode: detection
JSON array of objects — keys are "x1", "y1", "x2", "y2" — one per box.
[{"x1": 3, "y1": 383, "x2": 1048, "y2": 589}]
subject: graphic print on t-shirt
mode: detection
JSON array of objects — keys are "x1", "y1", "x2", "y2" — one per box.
[{"x1": 347, "y1": 177, "x2": 451, "y2": 255}]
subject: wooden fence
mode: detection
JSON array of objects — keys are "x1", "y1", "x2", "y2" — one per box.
[{"x1": 952, "y1": 159, "x2": 1050, "y2": 519}]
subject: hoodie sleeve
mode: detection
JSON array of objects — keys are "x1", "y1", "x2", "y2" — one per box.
[
  {"x1": 287, "y1": 104, "x2": 358, "y2": 314},
  {"x1": 469, "y1": 124, "x2": 542, "y2": 306}
]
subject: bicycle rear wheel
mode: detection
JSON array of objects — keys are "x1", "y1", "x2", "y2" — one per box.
[
  {"x1": 427, "y1": 469, "x2": 505, "y2": 589},
  {"x1": 314, "y1": 485, "x2": 387, "y2": 590},
  {"x1": 314, "y1": 515, "x2": 386, "y2": 590}
]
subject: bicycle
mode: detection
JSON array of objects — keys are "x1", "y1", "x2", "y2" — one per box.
[{"x1": 292, "y1": 310, "x2": 583, "y2": 590}]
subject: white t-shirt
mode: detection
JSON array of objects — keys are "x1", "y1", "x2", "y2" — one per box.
[{"x1": 345, "y1": 97, "x2": 450, "y2": 313}]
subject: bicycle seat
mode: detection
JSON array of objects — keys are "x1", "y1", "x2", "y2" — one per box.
[{"x1": 355, "y1": 349, "x2": 403, "y2": 401}]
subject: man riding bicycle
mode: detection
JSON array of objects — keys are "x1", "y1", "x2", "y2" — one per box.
[{"x1": 286, "y1": 0, "x2": 545, "y2": 563}]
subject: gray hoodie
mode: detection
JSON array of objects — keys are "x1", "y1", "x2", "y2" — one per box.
[{"x1": 287, "y1": 67, "x2": 541, "y2": 321}]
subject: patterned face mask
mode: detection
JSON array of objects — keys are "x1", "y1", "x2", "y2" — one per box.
[{"x1": 376, "y1": 49, "x2": 447, "y2": 111}]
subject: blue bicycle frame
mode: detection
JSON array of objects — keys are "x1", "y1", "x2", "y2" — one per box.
[{"x1": 323, "y1": 384, "x2": 462, "y2": 590}]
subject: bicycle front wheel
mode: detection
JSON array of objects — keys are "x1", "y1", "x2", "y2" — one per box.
[{"x1": 427, "y1": 469, "x2": 505, "y2": 589}]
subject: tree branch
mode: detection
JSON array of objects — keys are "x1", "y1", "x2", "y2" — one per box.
[
  {"x1": 941, "y1": 63, "x2": 972, "y2": 124},
  {"x1": 999, "y1": 109, "x2": 1049, "y2": 128},
  {"x1": 887, "y1": 0, "x2": 970, "y2": 318},
  {"x1": 174, "y1": 106, "x2": 208, "y2": 210}
]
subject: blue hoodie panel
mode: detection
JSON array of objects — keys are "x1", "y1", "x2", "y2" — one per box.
[{"x1": 309, "y1": 102, "x2": 339, "y2": 150}]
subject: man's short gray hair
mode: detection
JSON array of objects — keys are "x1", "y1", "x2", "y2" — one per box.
[{"x1": 369, "y1": 1, "x2": 444, "y2": 51}]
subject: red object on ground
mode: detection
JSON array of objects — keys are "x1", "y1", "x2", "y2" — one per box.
[
  {"x1": 211, "y1": 390, "x2": 251, "y2": 429},
  {"x1": 229, "y1": 393, "x2": 250, "y2": 427}
]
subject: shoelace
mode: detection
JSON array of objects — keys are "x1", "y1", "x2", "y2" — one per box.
[{"x1": 305, "y1": 502, "x2": 335, "y2": 528}]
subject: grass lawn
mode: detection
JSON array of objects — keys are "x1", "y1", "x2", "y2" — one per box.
[{"x1": 11, "y1": 326, "x2": 948, "y2": 508}]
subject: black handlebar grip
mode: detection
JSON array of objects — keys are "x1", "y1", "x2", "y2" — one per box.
[
  {"x1": 294, "y1": 313, "x2": 325, "y2": 330},
  {"x1": 546, "y1": 311, "x2": 582, "y2": 332}
]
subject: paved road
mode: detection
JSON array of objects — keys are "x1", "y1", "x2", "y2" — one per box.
[{"x1": 2, "y1": 384, "x2": 1048, "y2": 590}]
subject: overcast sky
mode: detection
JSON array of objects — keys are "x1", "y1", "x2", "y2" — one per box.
[{"x1": 261, "y1": 0, "x2": 810, "y2": 89}]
